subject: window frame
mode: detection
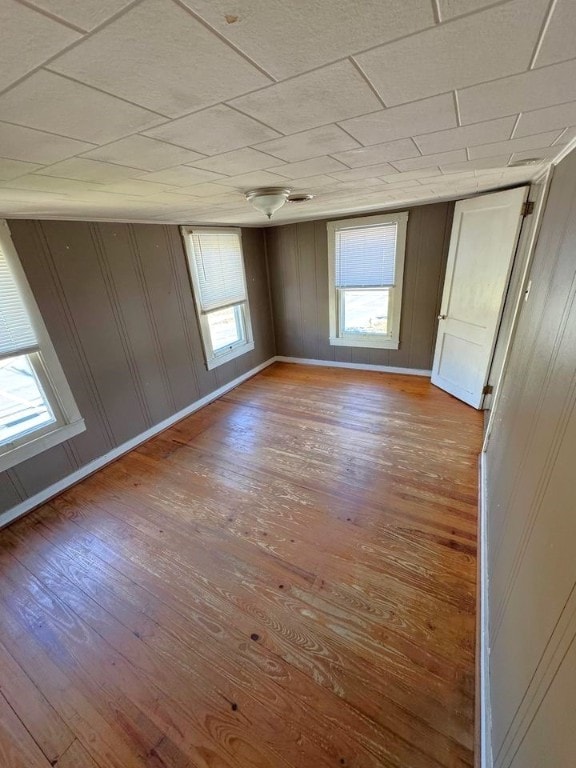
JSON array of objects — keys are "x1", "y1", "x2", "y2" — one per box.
[
  {"x1": 0, "y1": 220, "x2": 85, "y2": 472},
  {"x1": 327, "y1": 211, "x2": 408, "y2": 350},
  {"x1": 181, "y1": 226, "x2": 254, "y2": 370}
]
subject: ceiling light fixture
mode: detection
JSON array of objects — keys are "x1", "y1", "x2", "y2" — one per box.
[{"x1": 245, "y1": 187, "x2": 291, "y2": 219}]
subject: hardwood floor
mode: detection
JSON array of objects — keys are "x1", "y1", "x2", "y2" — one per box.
[{"x1": 0, "y1": 363, "x2": 483, "y2": 768}]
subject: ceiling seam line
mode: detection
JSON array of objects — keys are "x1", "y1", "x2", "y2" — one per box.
[
  {"x1": 452, "y1": 91, "x2": 462, "y2": 127},
  {"x1": 41, "y1": 67, "x2": 172, "y2": 119},
  {"x1": 509, "y1": 114, "x2": 523, "y2": 140},
  {"x1": 222, "y1": 102, "x2": 287, "y2": 137},
  {"x1": 12, "y1": 0, "x2": 88, "y2": 33},
  {"x1": 348, "y1": 57, "x2": 387, "y2": 109},
  {"x1": 529, "y1": 0, "x2": 559, "y2": 70},
  {"x1": 170, "y1": 0, "x2": 277, "y2": 83},
  {"x1": 0, "y1": 0, "x2": 146, "y2": 99}
]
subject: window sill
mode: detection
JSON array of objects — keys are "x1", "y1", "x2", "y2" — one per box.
[
  {"x1": 0, "y1": 419, "x2": 86, "y2": 472},
  {"x1": 206, "y1": 341, "x2": 255, "y2": 370},
  {"x1": 329, "y1": 336, "x2": 400, "y2": 350}
]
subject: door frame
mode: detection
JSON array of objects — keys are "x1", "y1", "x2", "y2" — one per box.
[
  {"x1": 432, "y1": 186, "x2": 528, "y2": 409},
  {"x1": 482, "y1": 168, "x2": 553, "y2": 451}
]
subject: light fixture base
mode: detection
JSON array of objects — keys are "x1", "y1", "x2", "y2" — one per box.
[{"x1": 245, "y1": 187, "x2": 292, "y2": 219}]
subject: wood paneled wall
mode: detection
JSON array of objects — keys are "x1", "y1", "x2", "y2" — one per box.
[
  {"x1": 0, "y1": 222, "x2": 274, "y2": 516},
  {"x1": 265, "y1": 202, "x2": 453, "y2": 370},
  {"x1": 484, "y1": 149, "x2": 576, "y2": 767}
]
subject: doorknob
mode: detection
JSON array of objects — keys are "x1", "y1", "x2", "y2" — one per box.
[{"x1": 438, "y1": 314, "x2": 447, "y2": 320}]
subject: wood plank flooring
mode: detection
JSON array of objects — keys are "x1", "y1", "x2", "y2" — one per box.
[{"x1": 0, "y1": 363, "x2": 483, "y2": 768}]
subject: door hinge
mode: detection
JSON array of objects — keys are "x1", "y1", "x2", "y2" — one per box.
[
  {"x1": 522, "y1": 201, "x2": 535, "y2": 216},
  {"x1": 482, "y1": 384, "x2": 493, "y2": 395}
]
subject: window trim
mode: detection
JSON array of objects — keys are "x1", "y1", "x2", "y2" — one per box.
[
  {"x1": 181, "y1": 226, "x2": 254, "y2": 370},
  {"x1": 327, "y1": 211, "x2": 408, "y2": 350},
  {"x1": 0, "y1": 220, "x2": 85, "y2": 472}
]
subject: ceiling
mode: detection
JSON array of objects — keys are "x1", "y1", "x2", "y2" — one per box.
[{"x1": 0, "y1": 0, "x2": 575, "y2": 226}]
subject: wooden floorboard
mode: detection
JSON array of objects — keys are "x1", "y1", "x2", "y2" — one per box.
[{"x1": 0, "y1": 362, "x2": 483, "y2": 768}]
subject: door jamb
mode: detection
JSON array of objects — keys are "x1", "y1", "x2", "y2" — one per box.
[{"x1": 481, "y1": 167, "x2": 553, "y2": 452}]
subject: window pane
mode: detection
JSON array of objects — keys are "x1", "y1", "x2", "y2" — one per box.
[
  {"x1": 0, "y1": 355, "x2": 55, "y2": 446},
  {"x1": 342, "y1": 289, "x2": 390, "y2": 336},
  {"x1": 207, "y1": 305, "x2": 244, "y2": 352}
]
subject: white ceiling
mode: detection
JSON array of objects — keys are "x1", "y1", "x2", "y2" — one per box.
[{"x1": 0, "y1": 0, "x2": 575, "y2": 226}]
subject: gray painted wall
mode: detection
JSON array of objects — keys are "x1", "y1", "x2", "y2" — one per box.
[
  {"x1": 485, "y1": 149, "x2": 576, "y2": 767},
  {"x1": 0, "y1": 221, "x2": 274, "y2": 516},
  {"x1": 265, "y1": 202, "x2": 453, "y2": 370}
]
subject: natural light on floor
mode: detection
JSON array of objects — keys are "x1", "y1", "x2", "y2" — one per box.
[{"x1": 0, "y1": 356, "x2": 55, "y2": 445}]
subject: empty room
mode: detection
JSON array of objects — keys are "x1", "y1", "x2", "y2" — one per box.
[{"x1": 0, "y1": 1, "x2": 575, "y2": 767}]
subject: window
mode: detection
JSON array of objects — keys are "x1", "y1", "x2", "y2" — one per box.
[
  {"x1": 181, "y1": 227, "x2": 254, "y2": 370},
  {"x1": 328, "y1": 212, "x2": 408, "y2": 349},
  {"x1": 0, "y1": 220, "x2": 84, "y2": 471}
]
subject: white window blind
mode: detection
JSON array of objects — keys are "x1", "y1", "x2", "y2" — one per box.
[
  {"x1": 0, "y1": 244, "x2": 38, "y2": 360},
  {"x1": 335, "y1": 223, "x2": 398, "y2": 288},
  {"x1": 188, "y1": 230, "x2": 247, "y2": 313}
]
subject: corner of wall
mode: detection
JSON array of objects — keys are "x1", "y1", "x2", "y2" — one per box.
[{"x1": 478, "y1": 451, "x2": 494, "y2": 768}]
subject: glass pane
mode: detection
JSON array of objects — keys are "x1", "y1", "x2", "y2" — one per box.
[
  {"x1": 207, "y1": 305, "x2": 244, "y2": 352},
  {"x1": 342, "y1": 289, "x2": 390, "y2": 336},
  {"x1": 0, "y1": 354, "x2": 55, "y2": 446}
]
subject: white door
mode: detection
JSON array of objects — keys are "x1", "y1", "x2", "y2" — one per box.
[{"x1": 431, "y1": 187, "x2": 528, "y2": 409}]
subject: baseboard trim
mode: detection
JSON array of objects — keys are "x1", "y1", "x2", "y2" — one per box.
[
  {"x1": 0, "y1": 357, "x2": 276, "y2": 530},
  {"x1": 478, "y1": 451, "x2": 493, "y2": 768},
  {"x1": 274, "y1": 356, "x2": 432, "y2": 377}
]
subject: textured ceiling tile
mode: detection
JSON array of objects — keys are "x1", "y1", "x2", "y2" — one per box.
[
  {"x1": 48, "y1": 0, "x2": 271, "y2": 117},
  {"x1": 0, "y1": 0, "x2": 81, "y2": 91},
  {"x1": 80, "y1": 136, "x2": 205, "y2": 171},
  {"x1": 96, "y1": 180, "x2": 176, "y2": 197},
  {"x1": 216, "y1": 170, "x2": 292, "y2": 189},
  {"x1": 67, "y1": 191, "x2": 142, "y2": 204},
  {"x1": 510, "y1": 145, "x2": 569, "y2": 162},
  {"x1": 355, "y1": 0, "x2": 548, "y2": 106},
  {"x1": 333, "y1": 138, "x2": 420, "y2": 168},
  {"x1": 175, "y1": 191, "x2": 241, "y2": 204},
  {"x1": 458, "y1": 59, "x2": 576, "y2": 124},
  {"x1": 338, "y1": 93, "x2": 457, "y2": 146},
  {"x1": 268, "y1": 156, "x2": 348, "y2": 179},
  {"x1": 392, "y1": 148, "x2": 467, "y2": 171},
  {"x1": 415, "y1": 116, "x2": 516, "y2": 154},
  {"x1": 440, "y1": 155, "x2": 511, "y2": 173},
  {"x1": 190, "y1": 147, "x2": 279, "y2": 176},
  {"x1": 24, "y1": 0, "x2": 134, "y2": 30},
  {"x1": 0, "y1": 70, "x2": 163, "y2": 144},
  {"x1": 0, "y1": 159, "x2": 43, "y2": 181},
  {"x1": 533, "y1": 0, "x2": 576, "y2": 68},
  {"x1": 136, "y1": 166, "x2": 225, "y2": 187},
  {"x1": 0, "y1": 122, "x2": 95, "y2": 164},
  {"x1": 36, "y1": 158, "x2": 143, "y2": 182},
  {"x1": 287, "y1": 175, "x2": 340, "y2": 190},
  {"x1": 3, "y1": 174, "x2": 105, "y2": 193},
  {"x1": 0, "y1": 188, "x2": 67, "y2": 202},
  {"x1": 181, "y1": 0, "x2": 434, "y2": 79},
  {"x1": 437, "y1": 0, "x2": 501, "y2": 20},
  {"x1": 166, "y1": 182, "x2": 234, "y2": 198},
  {"x1": 229, "y1": 61, "x2": 383, "y2": 134},
  {"x1": 327, "y1": 178, "x2": 389, "y2": 192},
  {"x1": 380, "y1": 168, "x2": 442, "y2": 182},
  {"x1": 381, "y1": 178, "x2": 422, "y2": 190},
  {"x1": 331, "y1": 163, "x2": 398, "y2": 181},
  {"x1": 144, "y1": 105, "x2": 281, "y2": 155},
  {"x1": 467, "y1": 129, "x2": 564, "y2": 159},
  {"x1": 255, "y1": 125, "x2": 361, "y2": 163},
  {"x1": 514, "y1": 102, "x2": 576, "y2": 138}
]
